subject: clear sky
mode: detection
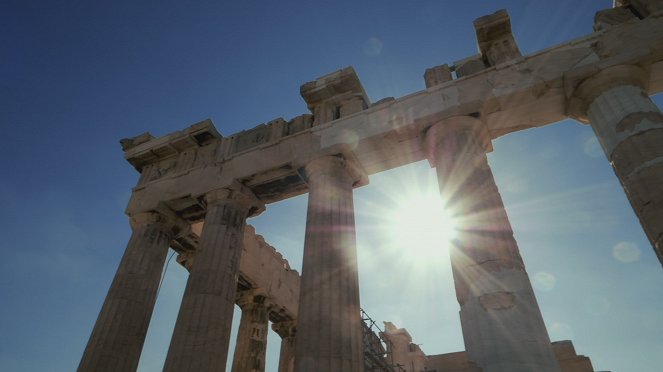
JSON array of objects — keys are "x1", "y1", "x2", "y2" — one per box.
[{"x1": 2, "y1": 1, "x2": 662, "y2": 371}]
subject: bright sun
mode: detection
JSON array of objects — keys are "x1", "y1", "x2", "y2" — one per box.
[{"x1": 387, "y1": 192, "x2": 458, "y2": 263}]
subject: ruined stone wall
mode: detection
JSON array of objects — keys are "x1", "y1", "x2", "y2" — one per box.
[{"x1": 426, "y1": 341, "x2": 594, "y2": 372}]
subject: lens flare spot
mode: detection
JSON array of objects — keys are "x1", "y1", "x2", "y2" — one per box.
[
  {"x1": 549, "y1": 322, "x2": 574, "y2": 341},
  {"x1": 532, "y1": 271, "x2": 556, "y2": 292},
  {"x1": 583, "y1": 135, "x2": 603, "y2": 158},
  {"x1": 504, "y1": 176, "x2": 529, "y2": 194},
  {"x1": 612, "y1": 241, "x2": 641, "y2": 263},
  {"x1": 338, "y1": 129, "x2": 359, "y2": 149},
  {"x1": 363, "y1": 37, "x2": 383, "y2": 56}
]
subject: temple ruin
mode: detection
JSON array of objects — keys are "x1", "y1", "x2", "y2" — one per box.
[{"x1": 79, "y1": 1, "x2": 663, "y2": 371}]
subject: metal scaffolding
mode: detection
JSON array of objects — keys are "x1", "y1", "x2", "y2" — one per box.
[{"x1": 361, "y1": 308, "x2": 406, "y2": 372}]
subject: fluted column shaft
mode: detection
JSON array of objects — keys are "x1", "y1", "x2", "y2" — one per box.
[
  {"x1": 572, "y1": 65, "x2": 663, "y2": 266},
  {"x1": 294, "y1": 156, "x2": 364, "y2": 372},
  {"x1": 273, "y1": 320, "x2": 297, "y2": 372},
  {"x1": 231, "y1": 290, "x2": 270, "y2": 372},
  {"x1": 164, "y1": 187, "x2": 263, "y2": 371},
  {"x1": 78, "y1": 212, "x2": 173, "y2": 372},
  {"x1": 426, "y1": 116, "x2": 560, "y2": 372}
]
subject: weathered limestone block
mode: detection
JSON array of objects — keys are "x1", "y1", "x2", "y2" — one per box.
[
  {"x1": 285, "y1": 114, "x2": 313, "y2": 136},
  {"x1": 294, "y1": 155, "x2": 364, "y2": 372},
  {"x1": 231, "y1": 289, "x2": 270, "y2": 372},
  {"x1": 425, "y1": 341, "x2": 594, "y2": 372},
  {"x1": 425, "y1": 116, "x2": 560, "y2": 372},
  {"x1": 615, "y1": 0, "x2": 663, "y2": 17},
  {"x1": 300, "y1": 67, "x2": 370, "y2": 126},
  {"x1": 427, "y1": 351, "x2": 482, "y2": 372},
  {"x1": 123, "y1": 118, "x2": 221, "y2": 172},
  {"x1": 163, "y1": 185, "x2": 264, "y2": 372},
  {"x1": 552, "y1": 341, "x2": 595, "y2": 372},
  {"x1": 231, "y1": 124, "x2": 272, "y2": 154},
  {"x1": 593, "y1": 6, "x2": 639, "y2": 31},
  {"x1": 474, "y1": 9, "x2": 522, "y2": 66},
  {"x1": 424, "y1": 64, "x2": 453, "y2": 88},
  {"x1": 312, "y1": 101, "x2": 337, "y2": 125},
  {"x1": 453, "y1": 54, "x2": 486, "y2": 78},
  {"x1": 78, "y1": 212, "x2": 180, "y2": 372},
  {"x1": 120, "y1": 132, "x2": 154, "y2": 151},
  {"x1": 339, "y1": 96, "x2": 367, "y2": 117},
  {"x1": 380, "y1": 322, "x2": 428, "y2": 372}
]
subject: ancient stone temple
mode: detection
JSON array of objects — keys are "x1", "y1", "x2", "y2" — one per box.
[{"x1": 79, "y1": 1, "x2": 663, "y2": 371}]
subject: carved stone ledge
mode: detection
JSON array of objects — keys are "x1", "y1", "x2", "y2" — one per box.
[
  {"x1": 424, "y1": 64, "x2": 453, "y2": 88},
  {"x1": 123, "y1": 119, "x2": 222, "y2": 172},
  {"x1": 474, "y1": 9, "x2": 522, "y2": 67}
]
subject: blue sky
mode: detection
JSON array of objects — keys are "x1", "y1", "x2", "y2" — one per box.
[{"x1": 1, "y1": 1, "x2": 662, "y2": 371}]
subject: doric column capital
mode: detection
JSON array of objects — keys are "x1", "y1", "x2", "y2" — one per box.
[
  {"x1": 175, "y1": 251, "x2": 195, "y2": 272},
  {"x1": 304, "y1": 155, "x2": 346, "y2": 179},
  {"x1": 272, "y1": 320, "x2": 297, "y2": 339},
  {"x1": 424, "y1": 115, "x2": 493, "y2": 167},
  {"x1": 567, "y1": 64, "x2": 649, "y2": 123},
  {"x1": 235, "y1": 288, "x2": 270, "y2": 310},
  {"x1": 205, "y1": 181, "x2": 265, "y2": 217},
  {"x1": 129, "y1": 211, "x2": 168, "y2": 229},
  {"x1": 302, "y1": 154, "x2": 365, "y2": 186},
  {"x1": 129, "y1": 210, "x2": 186, "y2": 238}
]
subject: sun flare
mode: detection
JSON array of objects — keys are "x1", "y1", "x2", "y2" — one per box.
[{"x1": 387, "y1": 192, "x2": 458, "y2": 263}]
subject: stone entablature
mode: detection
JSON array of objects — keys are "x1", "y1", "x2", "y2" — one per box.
[{"x1": 121, "y1": 11, "x2": 663, "y2": 221}]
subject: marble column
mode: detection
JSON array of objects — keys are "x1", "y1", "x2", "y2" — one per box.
[
  {"x1": 425, "y1": 116, "x2": 560, "y2": 372},
  {"x1": 294, "y1": 155, "x2": 364, "y2": 372},
  {"x1": 231, "y1": 290, "x2": 270, "y2": 372},
  {"x1": 570, "y1": 65, "x2": 663, "y2": 266},
  {"x1": 164, "y1": 186, "x2": 264, "y2": 372},
  {"x1": 78, "y1": 212, "x2": 176, "y2": 372},
  {"x1": 272, "y1": 320, "x2": 297, "y2": 372}
]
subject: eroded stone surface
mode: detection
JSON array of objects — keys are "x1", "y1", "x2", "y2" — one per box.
[
  {"x1": 383, "y1": 322, "x2": 595, "y2": 372},
  {"x1": 478, "y1": 291, "x2": 516, "y2": 311}
]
